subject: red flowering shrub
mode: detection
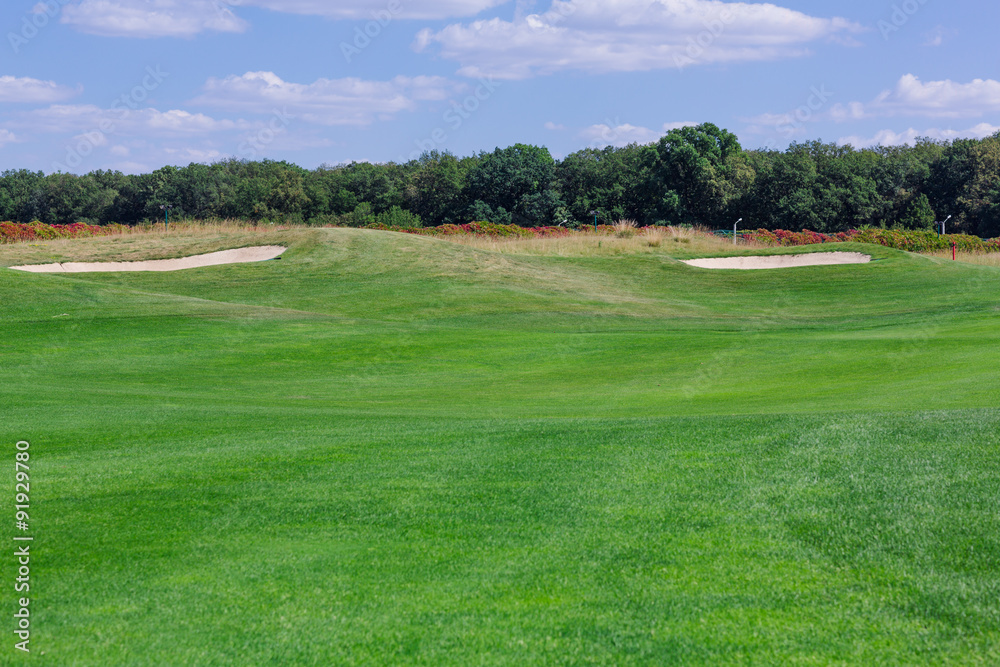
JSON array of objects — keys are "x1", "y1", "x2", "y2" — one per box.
[{"x1": 745, "y1": 227, "x2": 1000, "y2": 253}]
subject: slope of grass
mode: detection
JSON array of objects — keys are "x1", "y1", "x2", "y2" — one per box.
[{"x1": 2, "y1": 228, "x2": 1000, "y2": 664}]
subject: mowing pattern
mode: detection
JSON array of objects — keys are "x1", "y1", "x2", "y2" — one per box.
[{"x1": 2, "y1": 228, "x2": 999, "y2": 665}]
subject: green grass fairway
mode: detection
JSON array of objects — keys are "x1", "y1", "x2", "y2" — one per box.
[{"x1": 3, "y1": 228, "x2": 1000, "y2": 664}]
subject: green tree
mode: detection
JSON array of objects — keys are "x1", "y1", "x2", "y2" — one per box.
[
  {"x1": 556, "y1": 144, "x2": 656, "y2": 225},
  {"x1": 341, "y1": 202, "x2": 376, "y2": 227},
  {"x1": 34, "y1": 173, "x2": 117, "y2": 224},
  {"x1": 648, "y1": 123, "x2": 743, "y2": 226},
  {"x1": 403, "y1": 151, "x2": 472, "y2": 225},
  {"x1": 956, "y1": 135, "x2": 1000, "y2": 237},
  {"x1": 464, "y1": 144, "x2": 562, "y2": 225},
  {"x1": 0, "y1": 169, "x2": 46, "y2": 222},
  {"x1": 898, "y1": 193, "x2": 936, "y2": 230},
  {"x1": 376, "y1": 205, "x2": 422, "y2": 228}
]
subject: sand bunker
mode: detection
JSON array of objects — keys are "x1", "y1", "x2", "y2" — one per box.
[
  {"x1": 682, "y1": 252, "x2": 871, "y2": 270},
  {"x1": 10, "y1": 245, "x2": 286, "y2": 273}
]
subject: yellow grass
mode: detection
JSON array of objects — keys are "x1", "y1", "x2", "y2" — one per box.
[
  {"x1": 924, "y1": 250, "x2": 1000, "y2": 267},
  {"x1": 117, "y1": 219, "x2": 289, "y2": 237},
  {"x1": 440, "y1": 226, "x2": 763, "y2": 258}
]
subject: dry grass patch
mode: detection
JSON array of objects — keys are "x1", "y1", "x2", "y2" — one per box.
[
  {"x1": 613, "y1": 219, "x2": 638, "y2": 238},
  {"x1": 443, "y1": 226, "x2": 763, "y2": 258},
  {"x1": 925, "y1": 250, "x2": 1000, "y2": 268}
]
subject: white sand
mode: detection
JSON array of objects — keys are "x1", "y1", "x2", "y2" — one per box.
[
  {"x1": 682, "y1": 251, "x2": 871, "y2": 270},
  {"x1": 10, "y1": 245, "x2": 286, "y2": 273}
]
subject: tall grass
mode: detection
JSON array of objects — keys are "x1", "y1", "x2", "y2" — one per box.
[
  {"x1": 926, "y1": 250, "x2": 1000, "y2": 267},
  {"x1": 612, "y1": 219, "x2": 638, "y2": 238},
  {"x1": 441, "y1": 225, "x2": 762, "y2": 257},
  {"x1": 120, "y1": 218, "x2": 292, "y2": 237}
]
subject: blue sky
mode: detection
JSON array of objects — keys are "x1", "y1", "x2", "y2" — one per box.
[{"x1": 1, "y1": 0, "x2": 998, "y2": 174}]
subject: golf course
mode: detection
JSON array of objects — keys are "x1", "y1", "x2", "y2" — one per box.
[{"x1": 3, "y1": 226, "x2": 1000, "y2": 664}]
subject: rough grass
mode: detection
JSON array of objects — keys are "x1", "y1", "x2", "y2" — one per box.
[
  {"x1": 441, "y1": 225, "x2": 762, "y2": 258},
  {"x1": 3, "y1": 227, "x2": 1000, "y2": 664},
  {"x1": 927, "y1": 249, "x2": 1000, "y2": 267}
]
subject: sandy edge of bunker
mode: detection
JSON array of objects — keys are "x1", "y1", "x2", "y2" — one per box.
[{"x1": 682, "y1": 252, "x2": 871, "y2": 270}]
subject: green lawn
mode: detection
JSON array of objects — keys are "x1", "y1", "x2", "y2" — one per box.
[{"x1": 2, "y1": 228, "x2": 999, "y2": 664}]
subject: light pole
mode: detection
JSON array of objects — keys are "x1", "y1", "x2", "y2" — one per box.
[
  {"x1": 938, "y1": 214, "x2": 952, "y2": 236},
  {"x1": 733, "y1": 218, "x2": 743, "y2": 245},
  {"x1": 590, "y1": 210, "x2": 597, "y2": 232},
  {"x1": 160, "y1": 204, "x2": 173, "y2": 232}
]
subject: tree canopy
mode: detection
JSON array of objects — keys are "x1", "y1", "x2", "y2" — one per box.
[{"x1": 4, "y1": 124, "x2": 1000, "y2": 237}]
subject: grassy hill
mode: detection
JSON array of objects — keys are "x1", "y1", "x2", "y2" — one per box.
[{"x1": 2, "y1": 228, "x2": 999, "y2": 664}]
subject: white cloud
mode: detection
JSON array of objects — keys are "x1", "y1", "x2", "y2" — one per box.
[
  {"x1": 0, "y1": 101, "x2": 259, "y2": 172},
  {"x1": 0, "y1": 76, "x2": 80, "y2": 103},
  {"x1": 832, "y1": 74, "x2": 1000, "y2": 120},
  {"x1": 838, "y1": 123, "x2": 1000, "y2": 148},
  {"x1": 579, "y1": 120, "x2": 698, "y2": 147},
  {"x1": 414, "y1": 0, "x2": 864, "y2": 79},
  {"x1": 191, "y1": 71, "x2": 463, "y2": 126},
  {"x1": 922, "y1": 26, "x2": 956, "y2": 47},
  {"x1": 58, "y1": 0, "x2": 506, "y2": 37},
  {"x1": 147, "y1": 109, "x2": 249, "y2": 133},
  {"x1": 162, "y1": 146, "x2": 224, "y2": 162},
  {"x1": 745, "y1": 75, "x2": 1000, "y2": 143},
  {"x1": 741, "y1": 112, "x2": 795, "y2": 128},
  {"x1": 246, "y1": 0, "x2": 507, "y2": 20},
  {"x1": 544, "y1": 121, "x2": 566, "y2": 131},
  {"x1": 71, "y1": 129, "x2": 109, "y2": 148},
  {"x1": 106, "y1": 160, "x2": 154, "y2": 173},
  {"x1": 580, "y1": 123, "x2": 660, "y2": 146},
  {"x1": 0, "y1": 71, "x2": 444, "y2": 172},
  {"x1": 11, "y1": 104, "x2": 249, "y2": 136},
  {"x1": 60, "y1": 0, "x2": 248, "y2": 38}
]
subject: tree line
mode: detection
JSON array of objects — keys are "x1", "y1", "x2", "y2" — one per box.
[{"x1": 2, "y1": 123, "x2": 998, "y2": 237}]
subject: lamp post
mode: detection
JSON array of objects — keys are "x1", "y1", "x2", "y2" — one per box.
[
  {"x1": 160, "y1": 204, "x2": 173, "y2": 232},
  {"x1": 590, "y1": 210, "x2": 597, "y2": 232},
  {"x1": 733, "y1": 218, "x2": 743, "y2": 245},
  {"x1": 938, "y1": 214, "x2": 952, "y2": 236}
]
